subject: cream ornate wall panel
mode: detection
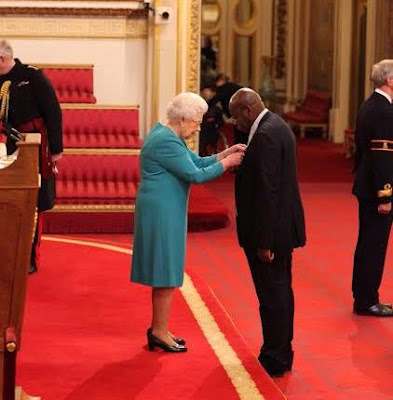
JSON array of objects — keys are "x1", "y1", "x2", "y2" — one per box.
[
  {"x1": 0, "y1": 2, "x2": 149, "y2": 132},
  {"x1": 11, "y1": 38, "x2": 146, "y2": 106}
]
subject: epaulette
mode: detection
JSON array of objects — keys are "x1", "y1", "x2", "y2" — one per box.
[
  {"x1": 27, "y1": 65, "x2": 39, "y2": 70},
  {"x1": 0, "y1": 80, "x2": 11, "y2": 121}
]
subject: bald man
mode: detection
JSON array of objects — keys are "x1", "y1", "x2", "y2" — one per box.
[{"x1": 230, "y1": 88, "x2": 306, "y2": 377}]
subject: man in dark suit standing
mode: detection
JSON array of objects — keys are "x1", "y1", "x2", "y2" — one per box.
[
  {"x1": 229, "y1": 88, "x2": 306, "y2": 377},
  {"x1": 352, "y1": 59, "x2": 393, "y2": 317}
]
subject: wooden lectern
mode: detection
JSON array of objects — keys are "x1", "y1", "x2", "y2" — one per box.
[{"x1": 0, "y1": 134, "x2": 41, "y2": 400}]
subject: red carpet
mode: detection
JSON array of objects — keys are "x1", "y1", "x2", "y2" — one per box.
[
  {"x1": 17, "y1": 237, "x2": 284, "y2": 399},
  {"x1": 297, "y1": 138, "x2": 353, "y2": 182}
]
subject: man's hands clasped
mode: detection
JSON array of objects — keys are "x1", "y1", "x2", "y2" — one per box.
[{"x1": 257, "y1": 248, "x2": 275, "y2": 263}]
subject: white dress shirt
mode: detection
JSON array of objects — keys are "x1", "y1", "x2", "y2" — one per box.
[{"x1": 248, "y1": 108, "x2": 269, "y2": 145}]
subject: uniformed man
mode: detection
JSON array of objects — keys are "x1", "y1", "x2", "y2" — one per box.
[
  {"x1": 352, "y1": 59, "x2": 393, "y2": 317},
  {"x1": 0, "y1": 39, "x2": 63, "y2": 274}
]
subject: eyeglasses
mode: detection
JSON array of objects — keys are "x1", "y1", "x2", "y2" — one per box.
[{"x1": 191, "y1": 118, "x2": 203, "y2": 125}]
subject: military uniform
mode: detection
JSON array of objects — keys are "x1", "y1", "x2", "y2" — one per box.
[
  {"x1": 0, "y1": 58, "x2": 63, "y2": 271},
  {"x1": 352, "y1": 90, "x2": 393, "y2": 312}
]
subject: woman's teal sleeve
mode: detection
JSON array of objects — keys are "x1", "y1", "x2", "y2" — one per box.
[
  {"x1": 155, "y1": 136, "x2": 223, "y2": 184},
  {"x1": 188, "y1": 149, "x2": 218, "y2": 168}
]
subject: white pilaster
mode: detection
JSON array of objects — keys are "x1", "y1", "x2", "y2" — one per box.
[{"x1": 329, "y1": 0, "x2": 353, "y2": 143}]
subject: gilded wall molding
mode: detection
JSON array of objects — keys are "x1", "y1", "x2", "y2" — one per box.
[
  {"x1": 0, "y1": 7, "x2": 147, "y2": 17},
  {"x1": 184, "y1": 0, "x2": 201, "y2": 151},
  {"x1": 186, "y1": 0, "x2": 201, "y2": 93},
  {"x1": 275, "y1": 0, "x2": 287, "y2": 80},
  {"x1": 0, "y1": 16, "x2": 147, "y2": 39}
]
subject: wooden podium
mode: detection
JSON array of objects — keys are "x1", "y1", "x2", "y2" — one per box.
[{"x1": 0, "y1": 134, "x2": 41, "y2": 400}]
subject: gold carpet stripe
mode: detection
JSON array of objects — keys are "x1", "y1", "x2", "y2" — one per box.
[
  {"x1": 42, "y1": 236, "x2": 265, "y2": 400},
  {"x1": 43, "y1": 236, "x2": 132, "y2": 255},
  {"x1": 180, "y1": 275, "x2": 265, "y2": 400}
]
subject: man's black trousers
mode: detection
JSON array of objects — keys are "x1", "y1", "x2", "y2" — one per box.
[
  {"x1": 353, "y1": 199, "x2": 393, "y2": 310},
  {"x1": 244, "y1": 247, "x2": 294, "y2": 371}
]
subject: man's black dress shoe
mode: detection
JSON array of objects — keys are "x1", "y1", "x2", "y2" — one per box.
[
  {"x1": 258, "y1": 355, "x2": 291, "y2": 377},
  {"x1": 354, "y1": 303, "x2": 393, "y2": 317},
  {"x1": 147, "y1": 328, "x2": 186, "y2": 345},
  {"x1": 147, "y1": 330, "x2": 187, "y2": 353},
  {"x1": 259, "y1": 363, "x2": 290, "y2": 378},
  {"x1": 28, "y1": 264, "x2": 38, "y2": 275}
]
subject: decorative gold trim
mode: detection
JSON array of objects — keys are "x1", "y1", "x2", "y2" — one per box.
[
  {"x1": 11, "y1": 0, "x2": 144, "y2": 2},
  {"x1": 371, "y1": 139, "x2": 393, "y2": 144},
  {"x1": 186, "y1": 0, "x2": 201, "y2": 93},
  {"x1": 0, "y1": 16, "x2": 147, "y2": 39},
  {"x1": 377, "y1": 184, "x2": 392, "y2": 198},
  {"x1": 14, "y1": 386, "x2": 40, "y2": 400},
  {"x1": 64, "y1": 148, "x2": 141, "y2": 155},
  {"x1": 50, "y1": 204, "x2": 135, "y2": 212},
  {"x1": 32, "y1": 63, "x2": 94, "y2": 69},
  {"x1": 184, "y1": 0, "x2": 201, "y2": 152},
  {"x1": 43, "y1": 236, "x2": 133, "y2": 256},
  {"x1": 5, "y1": 342, "x2": 17, "y2": 353},
  {"x1": 0, "y1": 7, "x2": 148, "y2": 18},
  {"x1": 371, "y1": 148, "x2": 393, "y2": 152},
  {"x1": 61, "y1": 104, "x2": 139, "y2": 110}
]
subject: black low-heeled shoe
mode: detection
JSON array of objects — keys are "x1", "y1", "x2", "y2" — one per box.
[
  {"x1": 147, "y1": 331, "x2": 187, "y2": 353},
  {"x1": 147, "y1": 328, "x2": 186, "y2": 345}
]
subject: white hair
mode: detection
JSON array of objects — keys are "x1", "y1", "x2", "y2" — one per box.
[
  {"x1": 371, "y1": 59, "x2": 393, "y2": 88},
  {"x1": 166, "y1": 92, "x2": 208, "y2": 122},
  {"x1": 0, "y1": 40, "x2": 13, "y2": 59}
]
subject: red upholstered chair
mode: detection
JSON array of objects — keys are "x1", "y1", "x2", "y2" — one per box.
[
  {"x1": 61, "y1": 105, "x2": 142, "y2": 149},
  {"x1": 283, "y1": 90, "x2": 331, "y2": 139},
  {"x1": 44, "y1": 154, "x2": 141, "y2": 233},
  {"x1": 34, "y1": 64, "x2": 97, "y2": 104},
  {"x1": 55, "y1": 154, "x2": 140, "y2": 205}
]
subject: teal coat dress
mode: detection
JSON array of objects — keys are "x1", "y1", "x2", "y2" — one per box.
[{"x1": 131, "y1": 123, "x2": 224, "y2": 287}]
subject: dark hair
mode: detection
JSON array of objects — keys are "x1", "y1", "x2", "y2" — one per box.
[{"x1": 215, "y1": 73, "x2": 229, "y2": 83}]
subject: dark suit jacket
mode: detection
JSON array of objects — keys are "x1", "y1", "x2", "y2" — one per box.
[
  {"x1": 235, "y1": 111, "x2": 306, "y2": 254},
  {"x1": 352, "y1": 92, "x2": 393, "y2": 203}
]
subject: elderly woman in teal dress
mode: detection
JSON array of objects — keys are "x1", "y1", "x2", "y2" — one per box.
[{"x1": 131, "y1": 92, "x2": 245, "y2": 352}]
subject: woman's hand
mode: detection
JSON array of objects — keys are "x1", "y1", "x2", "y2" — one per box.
[
  {"x1": 226, "y1": 143, "x2": 247, "y2": 156},
  {"x1": 217, "y1": 143, "x2": 247, "y2": 160},
  {"x1": 220, "y1": 151, "x2": 244, "y2": 170}
]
